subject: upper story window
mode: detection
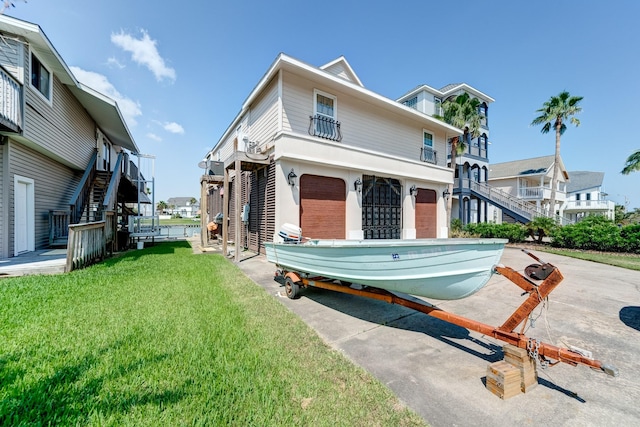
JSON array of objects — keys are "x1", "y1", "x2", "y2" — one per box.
[
  {"x1": 434, "y1": 97, "x2": 442, "y2": 116},
  {"x1": 403, "y1": 96, "x2": 418, "y2": 109},
  {"x1": 423, "y1": 131, "x2": 433, "y2": 148},
  {"x1": 310, "y1": 89, "x2": 342, "y2": 141},
  {"x1": 31, "y1": 53, "x2": 51, "y2": 101},
  {"x1": 421, "y1": 130, "x2": 437, "y2": 164}
]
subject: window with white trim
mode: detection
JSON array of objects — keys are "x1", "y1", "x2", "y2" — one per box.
[
  {"x1": 311, "y1": 90, "x2": 341, "y2": 141},
  {"x1": 314, "y1": 90, "x2": 336, "y2": 121},
  {"x1": 31, "y1": 52, "x2": 51, "y2": 101}
]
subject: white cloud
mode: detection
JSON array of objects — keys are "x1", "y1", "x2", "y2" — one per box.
[
  {"x1": 147, "y1": 133, "x2": 162, "y2": 142},
  {"x1": 111, "y1": 29, "x2": 176, "y2": 82},
  {"x1": 163, "y1": 122, "x2": 185, "y2": 134},
  {"x1": 107, "y1": 57, "x2": 125, "y2": 69},
  {"x1": 70, "y1": 66, "x2": 142, "y2": 127}
]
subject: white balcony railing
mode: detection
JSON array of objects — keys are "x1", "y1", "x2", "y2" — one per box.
[
  {"x1": 0, "y1": 65, "x2": 22, "y2": 132},
  {"x1": 564, "y1": 200, "x2": 615, "y2": 211}
]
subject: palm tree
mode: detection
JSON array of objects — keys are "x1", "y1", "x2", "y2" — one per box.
[
  {"x1": 621, "y1": 150, "x2": 640, "y2": 175},
  {"x1": 156, "y1": 200, "x2": 167, "y2": 214},
  {"x1": 531, "y1": 91, "x2": 583, "y2": 218},
  {"x1": 441, "y1": 92, "x2": 482, "y2": 233}
]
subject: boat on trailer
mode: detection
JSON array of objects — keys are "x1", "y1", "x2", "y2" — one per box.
[
  {"x1": 264, "y1": 225, "x2": 618, "y2": 377},
  {"x1": 264, "y1": 231, "x2": 507, "y2": 300}
]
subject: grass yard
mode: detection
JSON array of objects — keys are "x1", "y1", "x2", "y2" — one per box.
[
  {"x1": 537, "y1": 247, "x2": 640, "y2": 271},
  {"x1": 0, "y1": 241, "x2": 425, "y2": 426}
]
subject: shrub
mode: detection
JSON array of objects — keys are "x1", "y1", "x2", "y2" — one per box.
[
  {"x1": 620, "y1": 224, "x2": 640, "y2": 253},
  {"x1": 526, "y1": 216, "x2": 557, "y2": 243},
  {"x1": 551, "y1": 216, "x2": 623, "y2": 252},
  {"x1": 464, "y1": 222, "x2": 527, "y2": 243}
]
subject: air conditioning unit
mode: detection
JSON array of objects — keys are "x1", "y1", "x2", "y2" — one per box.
[
  {"x1": 207, "y1": 160, "x2": 224, "y2": 176},
  {"x1": 246, "y1": 139, "x2": 260, "y2": 154}
]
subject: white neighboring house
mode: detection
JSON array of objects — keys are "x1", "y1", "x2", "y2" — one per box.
[
  {"x1": 562, "y1": 171, "x2": 615, "y2": 222},
  {"x1": 167, "y1": 197, "x2": 199, "y2": 218},
  {"x1": 487, "y1": 155, "x2": 569, "y2": 223}
]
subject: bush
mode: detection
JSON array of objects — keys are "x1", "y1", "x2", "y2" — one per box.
[
  {"x1": 551, "y1": 216, "x2": 623, "y2": 252},
  {"x1": 464, "y1": 222, "x2": 527, "y2": 243},
  {"x1": 620, "y1": 224, "x2": 640, "y2": 253},
  {"x1": 526, "y1": 216, "x2": 557, "y2": 243}
]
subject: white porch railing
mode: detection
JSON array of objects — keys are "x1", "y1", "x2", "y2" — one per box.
[
  {"x1": 564, "y1": 200, "x2": 615, "y2": 211},
  {"x1": 0, "y1": 65, "x2": 22, "y2": 132}
]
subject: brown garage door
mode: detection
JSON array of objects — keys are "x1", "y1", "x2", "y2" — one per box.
[
  {"x1": 300, "y1": 174, "x2": 346, "y2": 239},
  {"x1": 416, "y1": 189, "x2": 437, "y2": 238}
]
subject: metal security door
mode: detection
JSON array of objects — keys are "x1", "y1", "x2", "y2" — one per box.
[{"x1": 362, "y1": 175, "x2": 402, "y2": 239}]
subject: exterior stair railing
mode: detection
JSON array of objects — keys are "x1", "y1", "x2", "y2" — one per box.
[
  {"x1": 70, "y1": 152, "x2": 98, "y2": 224},
  {"x1": 460, "y1": 179, "x2": 572, "y2": 225}
]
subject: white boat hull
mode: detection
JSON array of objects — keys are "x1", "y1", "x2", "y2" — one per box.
[{"x1": 264, "y1": 238, "x2": 507, "y2": 300}]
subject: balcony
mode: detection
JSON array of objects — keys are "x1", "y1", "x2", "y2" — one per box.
[
  {"x1": 564, "y1": 200, "x2": 615, "y2": 212},
  {"x1": 420, "y1": 146, "x2": 437, "y2": 164},
  {"x1": 446, "y1": 142, "x2": 487, "y2": 160},
  {"x1": 0, "y1": 65, "x2": 23, "y2": 133},
  {"x1": 308, "y1": 115, "x2": 342, "y2": 142}
]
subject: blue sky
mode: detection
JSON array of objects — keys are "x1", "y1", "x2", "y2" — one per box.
[{"x1": 6, "y1": 1, "x2": 640, "y2": 209}]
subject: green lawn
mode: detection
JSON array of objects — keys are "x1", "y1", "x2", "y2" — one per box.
[
  {"x1": 0, "y1": 242, "x2": 425, "y2": 426},
  {"x1": 538, "y1": 247, "x2": 640, "y2": 271}
]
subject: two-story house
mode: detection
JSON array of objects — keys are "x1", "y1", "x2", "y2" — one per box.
[
  {"x1": 487, "y1": 155, "x2": 569, "y2": 223},
  {"x1": 0, "y1": 15, "x2": 145, "y2": 258},
  {"x1": 201, "y1": 54, "x2": 466, "y2": 258},
  {"x1": 563, "y1": 171, "x2": 615, "y2": 222},
  {"x1": 396, "y1": 83, "x2": 494, "y2": 225}
]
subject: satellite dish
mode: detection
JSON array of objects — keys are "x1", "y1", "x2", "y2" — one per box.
[{"x1": 198, "y1": 160, "x2": 207, "y2": 169}]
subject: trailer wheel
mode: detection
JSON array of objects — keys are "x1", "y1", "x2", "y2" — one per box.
[{"x1": 285, "y1": 277, "x2": 301, "y2": 299}]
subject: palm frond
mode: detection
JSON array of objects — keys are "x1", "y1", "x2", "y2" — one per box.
[{"x1": 621, "y1": 150, "x2": 640, "y2": 175}]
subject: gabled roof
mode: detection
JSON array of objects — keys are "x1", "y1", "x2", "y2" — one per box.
[
  {"x1": 397, "y1": 82, "x2": 495, "y2": 104},
  {"x1": 0, "y1": 15, "x2": 138, "y2": 152},
  {"x1": 211, "y1": 53, "x2": 463, "y2": 153},
  {"x1": 489, "y1": 155, "x2": 569, "y2": 180},
  {"x1": 566, "y1": 171, "x2": 604, "y2": 193},
  {"x1": 319, "y1": 56, "x2": 363, "y2": 87}
]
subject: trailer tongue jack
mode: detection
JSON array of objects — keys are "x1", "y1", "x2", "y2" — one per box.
[{"x1": 281, "y1": 249, "x2": 618, "y2": 377}]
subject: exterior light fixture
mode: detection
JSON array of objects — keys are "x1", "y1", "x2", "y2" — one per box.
[
  {"x1": 354, "y1": 178, "x2": 362, "y2": 193},
  {"x1": 287, "y1": 168, "x2": 297, "y2": 186},
  {"x1": 410, "y1": 185, "x2": 417, "y2": 197},
  {"x1": 443, "y1": 188, "x2": 451, "y2": 200}
]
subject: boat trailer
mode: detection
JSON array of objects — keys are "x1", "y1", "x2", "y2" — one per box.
[{"x1": 279, "y1": 249, "x2": 618, "y2": 377}]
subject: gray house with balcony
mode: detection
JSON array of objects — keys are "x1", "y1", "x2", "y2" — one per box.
[
  {"x1": 397, "y1": 83, "x2": 494, "y2": 225},
  {"x1": 0, "y1": 15, "x2": 146, "y2": 258}
]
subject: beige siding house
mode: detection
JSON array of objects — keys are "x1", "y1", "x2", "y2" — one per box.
[
  {"x1": 0, "y1": 15, "x2": 141, "y2": 258},
  {"x1": 201, "y1": 54, "x2": 466, "y2": 257},
  {"x1": 488, "y1": 155, "x2": 569, "y2": 222}
]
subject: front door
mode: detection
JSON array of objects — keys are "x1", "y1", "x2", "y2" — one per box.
[
  {"x1": 14, "y1": 176, "x2": 35, "y2": 254},
  {"x1": 362, "y1": 175, "x2": 402, "y2": 239}
]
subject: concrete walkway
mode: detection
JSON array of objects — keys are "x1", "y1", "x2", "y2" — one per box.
[{"x1": 221, "y1": 244, "x2": 640, "y2": 426}]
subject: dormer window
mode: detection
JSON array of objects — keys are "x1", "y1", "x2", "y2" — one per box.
[
  {"x1": 403, "y1": 96, "x2": 418, "y2": 109},
  {"x1": 31, "y1": 53, "x2": 51, "y2": 101}
]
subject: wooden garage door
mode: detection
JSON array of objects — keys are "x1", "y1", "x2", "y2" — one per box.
[
  {"x1": 416, "y1": 189, "x2": 437, "y2": 238},
  {"x1": 300, "y1": 175, "x2": 346, "y2": 239}
]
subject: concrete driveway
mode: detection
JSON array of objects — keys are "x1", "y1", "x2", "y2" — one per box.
[{"x1": 234, "y1": 246, "x2": 640, "y2": 426}]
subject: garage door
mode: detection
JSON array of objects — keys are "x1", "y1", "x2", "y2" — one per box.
[
  {"x1": 300, "y1": 175, "x2": 345, "y2": 239},
  {"x1": 415, "y1": 189, "x2": 437, "y2": 238}
]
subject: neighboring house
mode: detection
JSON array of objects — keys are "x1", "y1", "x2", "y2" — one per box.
[
  {"x1": 201, "y1": 54, "x2": 467, "y2": 257},
  {"x1": 488, "y1": 155, "x2": 569, "y2": 223},
  {"x1": 396, "y1": 83, "x2": 494, "y2": 225},
  {"x1": 563, "y1": 171, "x2": 615, "y2": 221},
  {"x1": 0, "y1": 15, "x2": 144, "y2": 258},
  {"x1": 167, "y1": 197, "x2": 199, "y2": 218}
]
